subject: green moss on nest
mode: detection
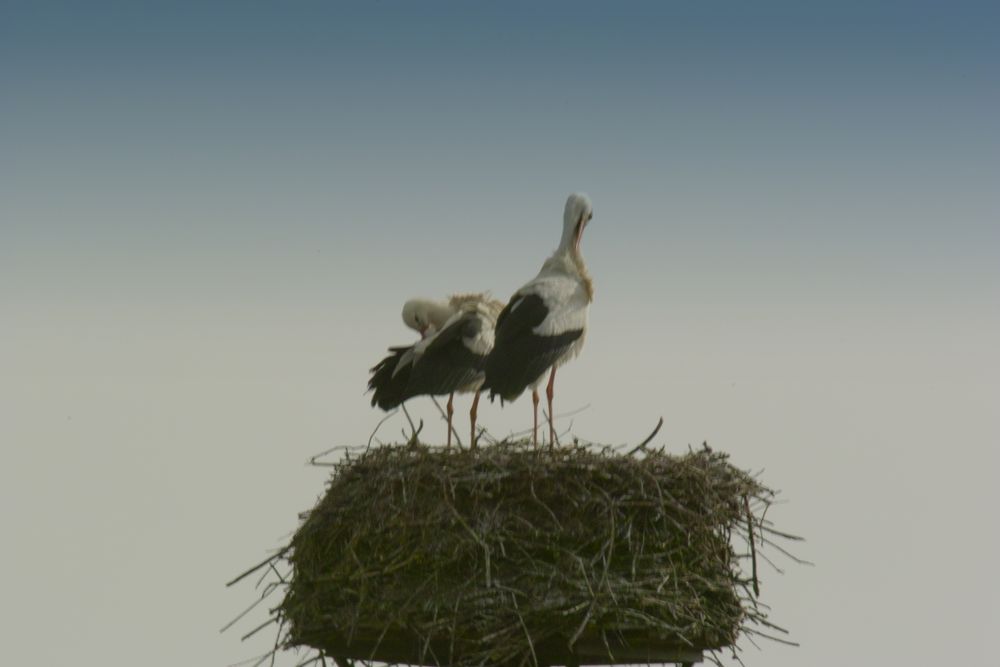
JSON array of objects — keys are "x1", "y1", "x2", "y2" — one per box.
[{"x1": 278, "y1": 441, "x2": 782, "y2": 666}]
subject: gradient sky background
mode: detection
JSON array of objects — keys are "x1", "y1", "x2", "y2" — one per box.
[{"x1": 2, "y1": 1, "x2": 998, "y2": 665}]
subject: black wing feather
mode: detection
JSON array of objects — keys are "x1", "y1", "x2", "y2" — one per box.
[
  {"x1": 406, "y1": 314, "x2": 486, "y2": 397},
  {"x1": 367, "y1": 346, "x2": 413, "y2": 410},
  {"x1": 483, "y1": 293, "x2": 582, "y2": 402}
]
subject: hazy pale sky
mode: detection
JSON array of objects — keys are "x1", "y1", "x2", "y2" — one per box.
[{"x1": 2, "y1": 2, "x2": 998, "y2": 666}]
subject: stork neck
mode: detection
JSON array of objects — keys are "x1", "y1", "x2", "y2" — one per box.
[
  {"x1": 557, "y1": 222, "x2": 578, "y2": 255},
  {"x1": 555, "y1": 231, "x2": 585, "y2": 268},
  {"x1": 542, "y1": 238, "x2": 586, "y2": 278},
  {"x1": 424, "y1": 301, "x2": 456, "y2": 329}
]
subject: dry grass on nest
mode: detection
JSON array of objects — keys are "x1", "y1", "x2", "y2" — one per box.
[{"x1": 236, "y1": 439, "x2": 797, "y2": 667}]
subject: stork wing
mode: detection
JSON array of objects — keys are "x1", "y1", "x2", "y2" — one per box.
[{"x1": 484, "y1": 292, "x2": 582, "y2": 401}]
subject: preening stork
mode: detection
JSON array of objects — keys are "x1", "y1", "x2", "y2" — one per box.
[
  {"x1": 367, "y1": 298, "x2": 456, "y2": 410},
  {"x1": 483, "y1": 193, "x2": 594, "y2": 448},
  {"x1": 368, "y1": 293, "x2": 505, "y2": 448}
]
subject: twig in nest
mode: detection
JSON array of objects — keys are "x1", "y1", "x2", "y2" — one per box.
[
  {"x1": 240, "y1": 617, "x2": 277, "y2": 642},
  {"x1": 627, "y1": 416, "x2": 664, "y2": 455},
  {"x1": 407, "y1": 419, "x2": 424, "y2": 445},
  {"x1": 227, "y1": 651, "x2": 277, "y2": 667},
  {"x1": 226, "y1": 548, "x2": 290, "y2": 588},
  {"x1": 268, "y1": 618, "x2": 285, "y2": 667},
  {"x1": 759, "y1": 535, "x2": 814, "y2": 566},
  {"x1": 252, "y1": 649, "x2": 275, "y2": 667},
  {"x1": 366, "y1": 409, "x2": 398, "y2": 452},
  {"x1": 220, "y1": 580, "x2": 283, "y2": 633},
  {"x1": 744, "y1": 495, "x2": 760, "y2": 597},
  {"x1": 400, "y1": 404, "x2": 419, "y2": 442},
  {"x1": 742, "y1": 627, "x2": 800, "y2": 647},
  {"x1": 306, "y1": 444, "x2": 370, "y2": 468},
  {"x1": 509, "y1": 591, "x2": 538, "y2": 667},
  {"x1": 506, "y1": 403, "x2": 591, "y2": 440},
  {"x1": 476, "y1": 424, "x2": 498, "y2": 446}
]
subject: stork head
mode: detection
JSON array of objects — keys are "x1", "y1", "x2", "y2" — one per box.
[
  {"x1": 562, "y1": 192, "x2": 594, "y2": 254},
  {"x1": 401, "y1": 299, "x2": 453, "y2": 338}
]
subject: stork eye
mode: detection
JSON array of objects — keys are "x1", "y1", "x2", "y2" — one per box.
[{"x1": 588, "y1": 212, "x2": 593, "y2": 221}]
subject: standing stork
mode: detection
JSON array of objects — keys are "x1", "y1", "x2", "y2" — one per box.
[
  {"x1": 368, "y1": 294, "x2": 505, "y2": 448},
  {"x1": 484, "y1": 193, "x2": 594, "y2": 448}
]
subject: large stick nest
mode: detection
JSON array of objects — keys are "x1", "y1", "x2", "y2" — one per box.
[{"x1": 268, "y1": 440, "x2": 790, "y2": 667}]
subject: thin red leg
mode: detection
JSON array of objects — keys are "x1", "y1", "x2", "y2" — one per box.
[
  {"x1": 546, "y1": 367, "x2": 556, "y2": 449},
  {"x1": 446, "y1": 392, "x2": 454, "y2": 448},
  {"x1": 531, "y1": 389, "x2": 540, "y2": 448},
  {"x1": 470, "y1": 390, "x2": 481, "y2": 450}
]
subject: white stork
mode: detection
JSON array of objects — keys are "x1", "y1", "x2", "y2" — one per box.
[
  {"x1": 368, "y1": 293, "x2": 505, "y2": 448},
  {"x1": 484, "y1": 193, "x2": 594, "y2": 448}
]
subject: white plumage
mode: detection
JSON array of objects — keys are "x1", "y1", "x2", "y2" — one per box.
[
  {"x1": 484, "y1": 193, "x2": 595, "y2": 447},
  {"x1": 369, "y1": 293, "x2": 504, "y2": 447}
]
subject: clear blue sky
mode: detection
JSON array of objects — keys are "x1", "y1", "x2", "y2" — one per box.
[{"x1": 2, "y1": 2, "x2": 997, "y2": 666}]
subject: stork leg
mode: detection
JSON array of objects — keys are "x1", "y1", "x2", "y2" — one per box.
[
  {"x1": 470, "y1": 390, "x2": 481, "y2": 450},
  {"x1": 446, "y1": 392, "x2": 454, "y2": 448},
  {"x1": 531, "y1": 389, "x2": 540, "y2": 448},
  {"x1": 546, "y1": 367, "x2": 557, "y2": 449}
]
